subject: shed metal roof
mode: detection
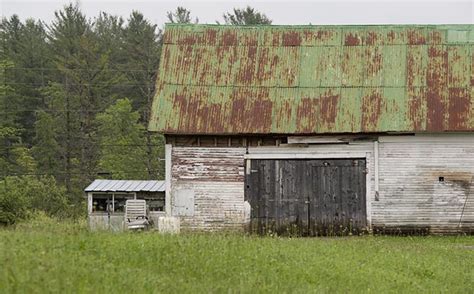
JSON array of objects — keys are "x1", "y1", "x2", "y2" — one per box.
[
  {"x1": 149, "y1": 24, "x2": 473, "y2": 135},
  {"x1": 84, "y1": 180, "x2": 165, "y2": 192}
]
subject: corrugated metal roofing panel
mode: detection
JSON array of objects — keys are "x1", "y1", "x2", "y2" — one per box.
[
  {"x1": 84, "y1": 180, "x2": 165, "y2": 192},
  {"x1": 149, "y1": 24, "x2": 474, "y2": 134},
  {"x1": 121, "y1": 181, "x2": 137, "y2": 192},
  {"x1": 109, "y1": 181, "x2": 125, "y2": 191},
  {"x1": 95, "y1": 180, "x2": 110, "y2": 191},
  {"x1": 448, "y1": 45, "x2": 470, "y2": 87},
  {"x1": 142, "y1": 181, "x2": 157, "y2": 191},
  {"x1": 85, "y1": 180, "x2": 101, "y2": 191}
]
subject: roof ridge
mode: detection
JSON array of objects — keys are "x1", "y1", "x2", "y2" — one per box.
[{"x1": 164, "y1": 23, "x2": 474, "y2": 29}]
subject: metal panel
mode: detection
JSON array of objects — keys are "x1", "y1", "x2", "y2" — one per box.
[
  {"x1": 299, "y1": 46, "x2": 342, "y2": 87},
  {"x1": 407, "y1": 45, "x2": 428, "y2": 87},
  {"x1": 84, "y1": 180, "x2": 166, "y2": 192},
  {"x1": 341, "y1": 46, "x2": 365, "y2": 86},
  {"x1": 364, "y1": 46, "x2": 383, "y2": 87},
  {"x1": 448, "y1": 45, "x2": 470, "y2": 87},
  {"x1": 382, "y1": 45, "x2": 407, "y2": 87},
  {"x1": 172, "y1": 189, "x2": 195, "y2": 216}
]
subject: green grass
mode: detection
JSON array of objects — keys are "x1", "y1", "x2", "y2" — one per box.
[{"x1": 1, "y1": 218, "x2": 473, "y2": 293}]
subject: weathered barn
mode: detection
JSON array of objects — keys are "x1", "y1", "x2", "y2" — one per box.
[
  {"x1": 85, "y1": 180, "x2": 165, "y2": 231},
  {"x1": 149, "y1": 24, "x2": 474, "y2": 235}
]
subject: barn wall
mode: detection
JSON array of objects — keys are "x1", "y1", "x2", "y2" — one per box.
[
  {"x1": 170, "y1": 143, "x2": 375, "y2": 231},
  {"x1": 375, "y1": 135, "x2": 474, "y2": 233},
  {"x1": 169, "y1": 134, "x2": 474, "y2": 234}
]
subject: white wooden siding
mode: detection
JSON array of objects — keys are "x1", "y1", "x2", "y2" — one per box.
[
  {"x1": 171, "y1": 147, "x2": 246, "y2": 230},
  {"x1": 375, "y1": 136, "x2": 474, "y2": 233}
]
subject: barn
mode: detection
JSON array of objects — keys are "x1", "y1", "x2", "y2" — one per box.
[{"x1": 149, "y1": 24, "x2": 474, "y2": 235}]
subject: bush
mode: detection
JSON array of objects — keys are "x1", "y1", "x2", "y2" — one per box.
[{"x1": 0, "y1": 176, "x2": 69, "y2": 225}]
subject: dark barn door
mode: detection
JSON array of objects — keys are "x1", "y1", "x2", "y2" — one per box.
[{"x1": 245, "y1": 159, "x2": 367, "y2": 236}]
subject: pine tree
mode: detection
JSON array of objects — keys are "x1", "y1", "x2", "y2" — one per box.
[
  {"x1": 222, "y1": 6, "x2": 272, "y2": 25},
  {"x1": 0, "y1": 59, "x2": 32, "y2": 178},
  {"x1": 121, "y1": 11, "x2": 164, "y2": 179},
  {"x1": 44, "y1": 3, "x2": 124, "y2": 195},
  {"x1": 0, "y1": 16, "x2": 51, "y2": 143},
  {"x1": 166, "y1": 7, "x2": 198, "y2": 24},
  {"x1": 32, "y1": 111, "x2": 60, "y2": 177}
]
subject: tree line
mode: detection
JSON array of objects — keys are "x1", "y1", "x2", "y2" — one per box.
[{"x1": 0, "y1": 3, "x2": 272, "y2": 224}]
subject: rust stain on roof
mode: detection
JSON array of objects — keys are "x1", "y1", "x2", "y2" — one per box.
[
  {"x1": 282, "y1": 31, "x2": 302, "y2": 46},
  {"x1": 344, "y1": 32, "x2": 361, "y2": 46},
  {"x1": 361, "y1": 90, "x2": 383, "y2": 132},
  {"x1": 407, "y1": 29, "x2": 426, "y2": 45},
  {"x1": 319, "y1": 90, "x2": 340, "y2": 130},
  {"x1": 407, "y1": 87, "x2": 427, "y2": 131},
  {"x1": 448, "y1": 88, "x2": 471, "y2": 130}
]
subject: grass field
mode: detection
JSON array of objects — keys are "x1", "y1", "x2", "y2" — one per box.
[{"x1": 1, "y1": 218, "x2": 473, "y2": 293}]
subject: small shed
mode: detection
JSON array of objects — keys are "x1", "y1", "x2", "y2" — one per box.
[{"x1": 85, "y1": 180, "x2": 165, "y2": 231}]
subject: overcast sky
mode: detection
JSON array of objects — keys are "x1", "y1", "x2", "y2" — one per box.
[{"x1": 2, "y1": 0, "x2": 473, "y2": 27}]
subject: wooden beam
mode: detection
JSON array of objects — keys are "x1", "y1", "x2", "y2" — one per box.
[{"x1": 287, "y1": 136, "x2": 348, "y2": 144}]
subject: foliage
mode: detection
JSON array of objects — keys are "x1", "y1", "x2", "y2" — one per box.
[
  {"x1": 167, "y1": 7, "x2": 198, "y2": 24},
  {"x1": 222, "y1": 6, "x2": 272, "y2": 25},
  {"x1": 32, "y1": 111, "x2": 60, "y2": 176},
  {"x1": 1, "y1": 222, "x2": 473, "y2": 292},
  {"x1": 0, "y1": 176, "x2": 68, "y2": 225},
  {"x1": 97, "y1": 98, "x2": 151, "y2": 179}
]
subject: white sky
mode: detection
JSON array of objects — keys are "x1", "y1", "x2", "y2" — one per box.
[{"x1": 1, "y1": 0, "x2": 473, "y2": 28}]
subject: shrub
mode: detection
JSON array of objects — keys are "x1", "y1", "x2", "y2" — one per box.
[{"x1": 0, "y1": 176, "x2": 69, "y2": 225}]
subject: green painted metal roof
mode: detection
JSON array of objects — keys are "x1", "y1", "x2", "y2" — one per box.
[{"x1": 149, "y1": 24, "x2": 473, "y2": 134}]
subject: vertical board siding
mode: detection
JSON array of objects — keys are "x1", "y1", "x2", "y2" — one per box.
[
  {"x1": 375, "y1": 137, "x2": 474, "y2": 233},
  {"x1": 246, "y1": 159, "x2": 367, "y2": 236}
]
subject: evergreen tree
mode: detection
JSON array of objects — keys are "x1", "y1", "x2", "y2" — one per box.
[
  {"x1": 0, "y1": 59, "x2": 36, "y2": 178},
  {"x1": 45, "y1": 3, "x2": 122, "y2": 195},
  {"x1": 0, "y1": 16, "x2": 51, "y2": 143},
  {"x1": 94, "y1": 12, "x2": 125, "y2": 62},
  {"x1": 222, "y1": 6, "x2": 272, "y2": 25},
  {"x1": 166, "y1": 7, "x2": 198, "y2": 24},
  {"x1": 121, "y1": 11, "x2": 163, "y2": 179},
  {"x1": 32, "y1": 111, "x2": 60, "y2": 176}
]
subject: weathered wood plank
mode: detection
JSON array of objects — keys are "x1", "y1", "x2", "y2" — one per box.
[{"x1": 247, "y1": 159, "x2": 367, "y2": 236}]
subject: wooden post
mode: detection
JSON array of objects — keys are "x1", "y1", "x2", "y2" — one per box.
[{"x1": 165, "y1": 144, "x2": 172, "y2": 216}]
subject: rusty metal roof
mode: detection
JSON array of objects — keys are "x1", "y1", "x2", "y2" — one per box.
[
  {"x1": 149, "y1": 24, "x2": 473, "y2": 134},
  {"x1": 84, "y1": 180, "x2": 165, "y2": 192}
]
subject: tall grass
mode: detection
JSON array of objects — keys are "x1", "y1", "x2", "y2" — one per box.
[{"x1": 1, "y1": 217, "x2": 473, "y2": 293}]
